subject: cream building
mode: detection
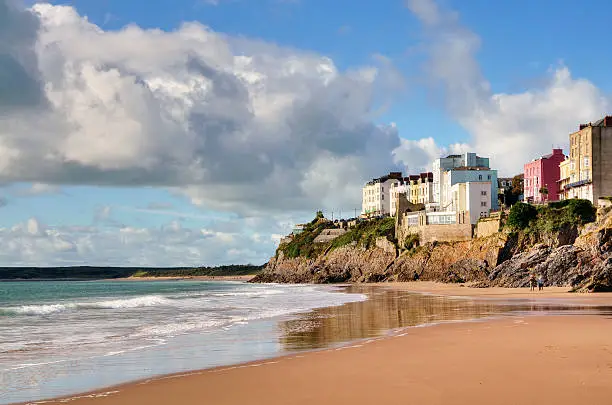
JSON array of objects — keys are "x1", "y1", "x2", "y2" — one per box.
[
  {"x1": 564, "y1": 116, "x2": 612, "y2": 203},
  {"x1": 362, "y1": 172, "x2": 403, "y2": 217},
  {"x1": 558, "y1": 157, "x2": 571, "y2": 200}
]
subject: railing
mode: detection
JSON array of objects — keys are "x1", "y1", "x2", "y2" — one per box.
[{"x1": 564, "y1": 179, "x2": 592, "y2": 189}]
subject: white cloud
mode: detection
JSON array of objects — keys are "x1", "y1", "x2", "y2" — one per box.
[
  {"x1": 0, "y1": 1, "x2": 415, "y2": 216},
  {"x1": 406, "y1": 0, "x2": 610, "y2": 176},
  {"x1": 392, "y1": 137, "x2": 469, "y2": 173},
  {"x1": 0, "y1": 217, "x2": 275, "y2": 266}
]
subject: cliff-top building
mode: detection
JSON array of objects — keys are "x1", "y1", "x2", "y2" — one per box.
[
  {"x1": 433, "y1": 152, "x2": 498, "y2": 211},
  {"x1": 361, "y1": 172, "x2": 403, "y2": 217},
  {"x1": 523, "y1": 148, "x2": 565, "y2": 203},
  {"x1": 562, "y1": 116, "x2": 612, "y2": 203}
]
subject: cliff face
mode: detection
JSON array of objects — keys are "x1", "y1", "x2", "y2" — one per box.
[{"x1": 252, "y1": 211, "x2": 612, "y2": 291}]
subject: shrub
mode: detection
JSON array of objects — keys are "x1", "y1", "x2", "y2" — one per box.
[
  {"x1": 507, "y1": 202, "x2": 538, "y2": 229},
  {"x1": 404, "y1": 233, "x2": 420, "y2": 249},
  {"x1": 566, "y1": 199, "x2": 596, "y2": 224}
]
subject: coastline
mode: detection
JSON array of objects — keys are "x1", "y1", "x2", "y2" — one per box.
[
  {"x1": 112, "y1": 275, "x2": 256, "y2": 282},
  {"x1": 17, "y1": 283, "x2": 612, "y2": 405}
]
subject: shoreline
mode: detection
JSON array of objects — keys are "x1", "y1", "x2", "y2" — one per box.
[
  {"x1": 23, "y1": 313, "x2": 612, "y2": 405},
  {"x1": 112, "y1": 275, "x2": 256, "y2": 282},
  {"x1": 14, "y1": 282, "x2": 612, "y2": 405}
]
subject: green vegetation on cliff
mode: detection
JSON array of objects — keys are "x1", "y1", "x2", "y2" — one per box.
[
  {"x1": 506, "y1": 199, "x2": 596, "y2": 233},
  {"x1": 279, "y1": 216, "x2": 336, "y2": 258},
  {"x1": 329, "y1": 217, "x2": 396, "y2": 251},
  {"x1": 278, "y1": 214, "x2": 396, "y2": 259}
]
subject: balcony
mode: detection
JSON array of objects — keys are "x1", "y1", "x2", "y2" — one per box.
[{"x1": 564, "y1": 179, "x2": 592, "y2": 190}]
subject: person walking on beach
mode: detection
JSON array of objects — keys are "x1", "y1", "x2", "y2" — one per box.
[
  {"x1": 529, "y1": 273, "x2": 536, "y2": 291},
  {"x1": 537, "y1": 274, "x2": 544, "y2": 291}
]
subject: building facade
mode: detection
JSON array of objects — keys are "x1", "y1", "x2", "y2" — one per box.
[
  {"x1": 497, "y1": 177, "x2": 513, "y2": 207},
  {"x1": 450, "y1": 182, "x2": 492, "y2": 225},
  {"x1": 408, "y1": 175, "x2": 420, "y2": 204},
  {"x1": 558, "y1": 157, "x2": 571, "y2": 200},
  {"x1": 417, "y1": 172, "x2": 434, "y2": 204},
  {"x1": 440, "y1": 167, "x2": 498, "y2": 211},
  {"x1": 362, "y1": 172, "x2": 403, "y2": 216},
  {"x1": 523, "y1": 148, "x2": 565, "y2": 203},
  {"x1": 432, "y1": 153, "x2": 490, "y2": 205},
  {"x1": 390, "y1": 180, "x2": 409, "y2": 217},
  {"x1": 563, "y1": 117, "x2": 612, "y2": 203}
]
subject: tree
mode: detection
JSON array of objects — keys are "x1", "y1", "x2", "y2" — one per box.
[
  {"x1": 511, "y1": 174, "x2": 524, "y2": 196},
  {"x1": 504, "y1": 174, "x2": 524, "y2": 207},
  {"x1": 507, "y1": 202, "x2": 537, "y2": 229}
]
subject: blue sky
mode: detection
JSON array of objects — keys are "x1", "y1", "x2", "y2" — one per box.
[{"x1": 0, "y1": 0, "x2": 610, "y2": 266}]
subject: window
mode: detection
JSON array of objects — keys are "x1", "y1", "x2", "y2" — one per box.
[
  {"x1": 382, "y1": 194, "x2": 384, "y2": 200},
  {"x1": 487, "y1": 175, "x2": 491, "y2": 180},
  {"x1": 481, "y1": 201, "x2": 487, "y2": 207},
  {"x1": 481, "y1": 190, "x2": 487, "y2": 196},
  {"x1": 584, "y1": 157, "x2": 590, "y2": 167},
  {"x1": 478, "y1": 175, "x2": 482, "y2": 180}
]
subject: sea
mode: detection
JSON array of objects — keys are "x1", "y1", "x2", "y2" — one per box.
[
  {"x1": 3, "y1": 280, "x2": 609, "y2": 405},
  {"x1": 0, "y1": 280, "x2": 366, "y2": 404}
]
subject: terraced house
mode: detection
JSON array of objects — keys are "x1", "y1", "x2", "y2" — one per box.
[{"x1": 561, "y1": 116, "x2": 612, "y2": 203}]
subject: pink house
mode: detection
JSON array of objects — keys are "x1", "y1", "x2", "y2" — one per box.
[{"x1": 523, "y1": 149, "x2": 565, "y2": 203}]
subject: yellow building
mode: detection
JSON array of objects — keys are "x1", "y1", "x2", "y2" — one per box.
[
  {"x1": 558, "y1": 157, "x2": 571, "y2": 200},
  {"x1": 409, "y1": 176, "x2": 420, "y2": 204},
  {"x1": 566, "y1": 116, "x2": 612, "y2": 203}
]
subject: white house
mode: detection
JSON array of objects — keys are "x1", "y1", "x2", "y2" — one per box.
[
  {"x1": 361, "y1": 172, "x2": 403, "y2": 216},
  {"x1": 433, "y1": 152, "x2": 492, "y2": 206},
  {"x1": 450, "y1": 181, "x2": 492, "y2": 225}
]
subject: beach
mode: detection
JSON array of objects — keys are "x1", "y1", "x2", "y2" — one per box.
[{"x1": 27, "y1": 283, "x2": 612, "y2": 405}]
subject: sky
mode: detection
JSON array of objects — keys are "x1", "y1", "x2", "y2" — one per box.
[{"x1": 0, "y1": 0, "x2": 610, "y2": 267}]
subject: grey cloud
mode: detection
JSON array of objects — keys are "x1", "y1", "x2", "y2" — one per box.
[
  {"x1": 0, "y1": 3, "x2": 410, "y2": 215},
  {"x1": 0, "y1": 0, "x2": 43, "y2": 108}
]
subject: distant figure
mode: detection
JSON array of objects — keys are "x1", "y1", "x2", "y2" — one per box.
[
  {"x1": 529, "y1": 273, "x2": 536, "y2": 291},
  {"x1": 537, "y1": 275, "x2": 544, "y2": 291}
]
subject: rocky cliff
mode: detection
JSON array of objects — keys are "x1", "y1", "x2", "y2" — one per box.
[{"x1": 252, "y1": 207, "x2": 612, "y2": 292}]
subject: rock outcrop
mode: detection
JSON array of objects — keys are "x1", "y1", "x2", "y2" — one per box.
[{"x1": 252, "y1": 211, "x2": 612, "y2": 291}]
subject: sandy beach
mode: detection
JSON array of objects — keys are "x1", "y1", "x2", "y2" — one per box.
[{"x1": 27, "y1": 283, "x2": 611, "y2": 405}]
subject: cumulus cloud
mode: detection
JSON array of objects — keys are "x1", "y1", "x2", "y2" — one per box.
[
  {"x1": 393, "y1": 137, "x2": 469, "y2": 173},
  {"x1": 0, "y1": 217, "x2": 276, "y2": 266},
  {"x1": 0, "y1": 1, "x2": 416, "y2": 215},
  {"x1": 405, "y1": 0, "x2": 610, "y2": 175}
]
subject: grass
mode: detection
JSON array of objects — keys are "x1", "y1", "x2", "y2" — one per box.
[
  {"x1": 329, "y1": 217, "x2": 396, "y2": 251},
  {"x1": 278, "y1": 215, "x2": 397, "y2": 258}
]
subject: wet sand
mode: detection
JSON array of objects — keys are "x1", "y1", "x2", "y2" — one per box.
[
  {"x1": 22, "y1": 284, "x2": 612, "y2": 405},
  {"x1": 388, "y1": 281, "x2": 612, "y2": 304}
]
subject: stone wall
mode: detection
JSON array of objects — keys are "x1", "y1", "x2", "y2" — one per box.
[
  {"x1": 419, "y1": 223, "x2": 473, "y2": 243},
  {"x1": 313, "y1": 228, "x2": 347, "y2": 243},
  {"x1": 475, "y1": 217, "x2": 502, "y2": 238}
]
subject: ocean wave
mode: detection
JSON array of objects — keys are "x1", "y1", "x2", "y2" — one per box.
[{"x1": 0, "y1": 295, "x2": 172, "y2": 316}]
